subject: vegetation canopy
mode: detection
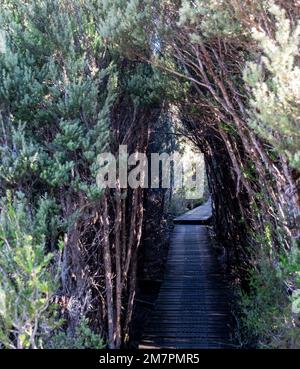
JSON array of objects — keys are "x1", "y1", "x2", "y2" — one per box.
[{"x1": 0, "y1": 0, "x2": 299, "y2": 349}]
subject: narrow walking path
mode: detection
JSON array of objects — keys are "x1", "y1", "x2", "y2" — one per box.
[
  {"x1": 173, "y1": 198, "x2": 212, "y2": 224},
  {"x1": 139, "y1": 200, "x2": 232, "y2": 349}
]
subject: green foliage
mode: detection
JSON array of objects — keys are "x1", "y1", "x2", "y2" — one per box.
[
  {"x1": 0, "y1": 192, "x2": 62, "y2": 349},
  {"x1": 0, "y1": 1, "x2": 133, "y2": 348},
  {"x1": 0, "y1": 0, "x2": 298, "y2": 350},
  {"x1": 127, "y1": 64, "x2": 185, "y2": 108},
  {"x1": 239, "y1": 242, "x2": 300, "y2": 348},
  {"x1": 47, "y1": 318, "x2": 105, "y2": 349},
  {"x1": 244, "y1": 3, "x2": 300, "y2": 170},
  {"x1": 93, "y1": 0, "x2": 152, "y2": 50},
  {"x1": 178, "y1": 0, "x2": 244, "y2": 38},
  {"x1": 278, "y1": 242, "x2": 300, "y2": 289},
  {"x1": 0, "y1": 0, "x2": 168, "y2": 348},
  {"x1": 0, "y1": 0, "x2": 116, "y2": 201}
]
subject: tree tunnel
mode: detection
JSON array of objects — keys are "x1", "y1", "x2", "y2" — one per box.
[{"x1": 0, "y1": 0, "x2": 299, "y2": 350}]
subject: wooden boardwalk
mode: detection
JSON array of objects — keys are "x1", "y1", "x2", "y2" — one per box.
[
  {"x1": 139, "y1": 200, "x2": 232, "y2": 349},
  {"x1": 173, "y1": 199, "x2": 212, "y2": 225}
]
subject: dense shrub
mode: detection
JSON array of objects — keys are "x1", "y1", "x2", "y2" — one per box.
[{"x1": 0, "y1": 193, "x2": 61, "y2": 348}]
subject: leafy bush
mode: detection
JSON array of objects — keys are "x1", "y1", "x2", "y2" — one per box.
[
  {"x1": 47, "y1": 318, "x2": 105, "y2": 349},
  {"x1": 0, "y1": 193, "x2": 62, "y2": 349},
  {"x1": 244, "y1": 3, "x2": 300, "y2": 171},
  {"x1": 178, "y1": 0, "x2": 244, "y2": 37},
  {"x1": 239, "y1": 243, "x2": 300, "y2": 348}
]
